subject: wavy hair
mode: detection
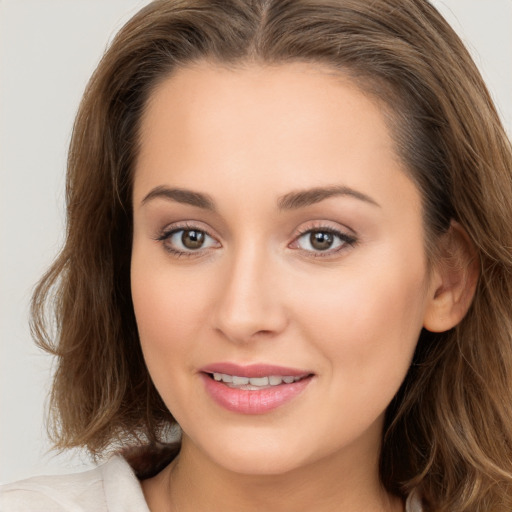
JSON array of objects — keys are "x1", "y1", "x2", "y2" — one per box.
[{"x1": 31, "y1": 1, "x2": 512, "y2": 510}]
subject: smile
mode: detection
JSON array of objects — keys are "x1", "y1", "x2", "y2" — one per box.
[
  {"x1": 210, "y1": 373, "x2": 304, "y2": 389},
  {"x1": 200, "y1": 364, "x2": 314, "y2": 414}
]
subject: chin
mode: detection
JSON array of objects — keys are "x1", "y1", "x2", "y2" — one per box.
[
  {"x1": 184, "y1": 428, "x2": 309, "y2": 476},
  {"x1": 215, "y1": 450, "x2": 306, "y2": 476}
]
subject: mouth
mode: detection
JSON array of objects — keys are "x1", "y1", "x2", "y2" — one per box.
[
  {"x1": 205, "y1": 372, "x2": 308, "y2": 390},
  {"x1": 199, "y1": 363, "x2": 314, "y2": 414}
]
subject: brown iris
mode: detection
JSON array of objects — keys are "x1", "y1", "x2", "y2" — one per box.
[
  {"x1": 310, "y1": 231, "x2": 334, "y2": 251},
  {"x1": 181, "y1": 230, "x2": 205, "y2": 249}
]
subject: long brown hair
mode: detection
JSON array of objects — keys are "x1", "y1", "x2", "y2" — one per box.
[{"x1": 31, "y1": 1, "x2": 512, "y2": 510}]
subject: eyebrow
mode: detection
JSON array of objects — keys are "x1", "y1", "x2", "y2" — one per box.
[
  {"x1": 141, "y1": 186, "x2": 216, "y2": 211},
  {"x1": 277, "y1": 185, "x2": 380, "y2": 210},
  {"x1": 140, "y1": 184, "x2": 380, "y2": 211}
]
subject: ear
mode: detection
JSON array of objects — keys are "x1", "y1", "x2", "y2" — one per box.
[{"x1": 423, "y1": 220, "x2": 479, "y2": 333}]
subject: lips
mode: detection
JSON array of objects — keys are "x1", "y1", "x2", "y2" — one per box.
[
  {"x1": 212, "y1": 373, "x2": 304, "y2": 389},
  {"x1": 200, "y1": 363, "x2": 314, "y2": 414},
  {"x1": 201, "y1": 362, "x2": 309, "y2": 378}
]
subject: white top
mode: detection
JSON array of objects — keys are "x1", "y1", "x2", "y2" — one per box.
[
  {"x1": 0, "y1": 456, "x2": 150, "y2": 512},
  {"x1": 1, "y1": 455, "x2": 423, "y2": 511}
]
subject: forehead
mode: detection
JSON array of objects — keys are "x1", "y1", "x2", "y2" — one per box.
[
  {"x1": 138, "y1": 61, "x2": 393, "y2": 157},
  {"x1": 134, "y1": 61, "x2": 416, "y2": 214}
]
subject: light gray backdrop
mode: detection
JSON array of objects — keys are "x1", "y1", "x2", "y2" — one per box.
[{"x1": 1, "y1": 0, "x2": 511, "y2": 484}]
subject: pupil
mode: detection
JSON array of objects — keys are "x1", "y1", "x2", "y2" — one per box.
[
  {"x1": 182, "y1": 230, "x2": 204, "y2": 249},
  {"x1": 310, "y1": 231, "x2": 333, "y2": 251}
]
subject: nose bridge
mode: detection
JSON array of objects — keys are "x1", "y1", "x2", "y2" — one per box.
[{"x1": 213, "y1": 239, "x2": 286, "y2": 342}]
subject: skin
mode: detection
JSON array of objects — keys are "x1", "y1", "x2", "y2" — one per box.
[{"x1": 131, "y1": 61, "x2": 446, "y2": 512}]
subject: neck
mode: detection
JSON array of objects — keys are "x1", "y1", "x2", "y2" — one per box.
[{"x1": 142, "y1": 435, "x2": 403, "y2": 512}]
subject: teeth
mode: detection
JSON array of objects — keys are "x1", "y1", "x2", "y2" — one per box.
[
  {"x1": 232, "y1": 376, "x2": 249, "y2": 386},
  {"x1": 250, "y1": 376, "x2": 269, "y2": 386},
  {"x1": 211, "y1": 373, "x2": 303, "y2": 388},
  {"x1": 213, "y1": 372, "x2": 232, "y2": 383}
]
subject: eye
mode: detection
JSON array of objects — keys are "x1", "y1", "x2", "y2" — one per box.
[
  {"x1": 157, "y1": 226, "x2": 220, "y2": 256},
  {"x1": 293, "y1": 228, "x2": 356, "y2": 255}
]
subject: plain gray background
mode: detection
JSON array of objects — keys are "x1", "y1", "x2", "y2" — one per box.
[{"x1": 1, "y1": 0, "x2": 511, "y2": 484}]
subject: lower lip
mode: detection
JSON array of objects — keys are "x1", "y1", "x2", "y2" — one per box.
[{"x1": 201, "y1": 374, "x2": 313, "y2": 415}]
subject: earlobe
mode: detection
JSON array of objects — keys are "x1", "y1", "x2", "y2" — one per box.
[{"x1": 423, "y1": 221, "x2": 479, "y2": 333}]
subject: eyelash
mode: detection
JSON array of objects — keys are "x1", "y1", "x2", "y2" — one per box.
[
  {"x1": 292, "y1": 226, "x2": 357, "y2": 258},
  {"x1": 155, "y1": 223, "x2": 357, "y2": 259},
  {"x1": 155, "y1": 222, "x2": 219, "y2": 258}
]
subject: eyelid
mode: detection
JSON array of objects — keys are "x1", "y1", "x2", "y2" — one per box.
[
  {"x1": 153, "y1": 219, "x2": 357, "y2": 258},
  {"x1": 289, "y1": 221, "x2": 358, "y2": 257},
  {"x1": 155, "y1": 221, "x2": 221, "y2": 257}
]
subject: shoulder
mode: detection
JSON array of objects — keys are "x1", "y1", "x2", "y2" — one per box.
[{"x1": 0, "y1": 455, "x2": 150, "y2": 512}]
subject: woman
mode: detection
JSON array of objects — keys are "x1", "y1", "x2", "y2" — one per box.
[{"x1": 2, "y1": 0, "x2": 512, "y2": 511}]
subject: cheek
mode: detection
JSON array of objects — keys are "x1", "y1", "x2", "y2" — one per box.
[
  {"x1": 293, "y1": 253, "x2": 428, "y2": 384},
  {"x1": 132, "y1": 274, "x2": 184, "y2": 346},
  {"x1": 131, "y1": 262, "x2": 213, "y2": 421},
  {"x1": 130, "y1": 255, "x2": 210, "y2": 375}
]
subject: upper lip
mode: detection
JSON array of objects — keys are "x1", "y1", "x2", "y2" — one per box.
[{"x1": 200, "y1": 362, "x2": 312, "y2": 378}]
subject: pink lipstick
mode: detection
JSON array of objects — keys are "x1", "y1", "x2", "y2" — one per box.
[{"x1": 200, "y1": 363, "x2": 314, "y2": 414}]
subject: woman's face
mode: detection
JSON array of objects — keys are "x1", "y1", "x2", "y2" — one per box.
[{"x1": 131, "y1": 62, "x2": 436, "y2": 476}]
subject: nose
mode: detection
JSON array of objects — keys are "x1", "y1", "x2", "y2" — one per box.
[{"x1": 211, "y1": 244, "x2": 288, "y2": 344}]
